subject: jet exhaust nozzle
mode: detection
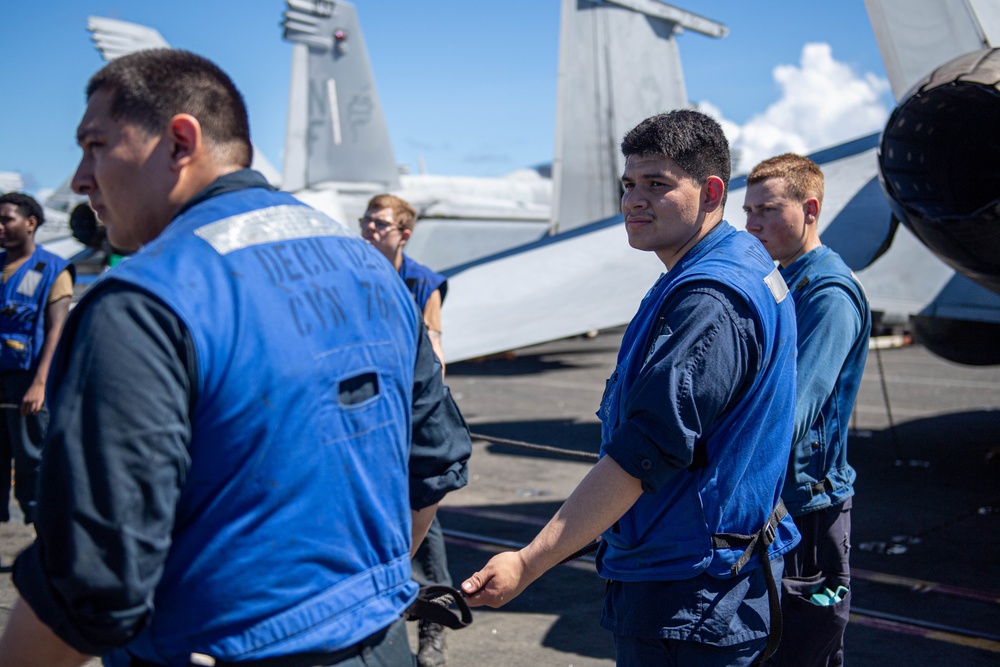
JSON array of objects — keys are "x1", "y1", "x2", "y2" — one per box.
[{"x1": 878, "y1": 48, "x2": 1000, "y2": 295}]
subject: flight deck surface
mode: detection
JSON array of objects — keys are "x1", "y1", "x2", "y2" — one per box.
[{"x1": 2, "y1": 328, "x2": 998, "y2": 666}]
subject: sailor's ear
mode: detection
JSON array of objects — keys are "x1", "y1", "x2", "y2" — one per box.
[
  {"x1": 804, "y1": 197, "x2": 820, "y2": 223},
  {"x1": 167, "y1": 114, "x2": 202, "y2": 168},
  {"x1": 703, "y1": 175, "x2": 725, "y2": 212},
  {"x1": 400, "y1": 228, "x2": 412, "y2": 244}
]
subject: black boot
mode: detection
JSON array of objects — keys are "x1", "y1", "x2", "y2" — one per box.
[{"x1": 417, "y1": 619, "x2": 447, "y2": 667}]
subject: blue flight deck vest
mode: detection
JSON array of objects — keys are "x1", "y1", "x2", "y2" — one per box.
[
  {"x1": 398, "y1": 254, "x2": 447, "y2": 310},
  {"x1": 0, "y1": 247, "x2": 72, "y2": 372},
  {"x1": 780, "y1": 246, "x2": 871, "y2": 515},
  {"x1": 597, "y1": 223, "x2": 800, "y2": 581},
  {"x1": 101, "y1": 188, "x2": 422, "y2": 665}
]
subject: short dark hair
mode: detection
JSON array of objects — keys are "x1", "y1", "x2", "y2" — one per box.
[
  {"x1": 86, "y1": 49, "x2": 252, "y2": 167},
  {"x1": 621, "y1": 110, "x2": 731, "y2": 202},
  {"x1": 0, "y1": 192, "x2": 45, "y2": 227}
]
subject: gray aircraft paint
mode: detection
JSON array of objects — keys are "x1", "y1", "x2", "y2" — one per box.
[
  {"x1": 38, "y1": 1, "x2": 1000, "y2": 365},
  {"x1": 551, "y1": 0, "x2": 726, "y2": 233},
  {"x1": 865, "y1": 0, "x2": 996, "y2": 100},
  {"x1": 282, "y1": 0, "x2": 400, "y2": 192}
]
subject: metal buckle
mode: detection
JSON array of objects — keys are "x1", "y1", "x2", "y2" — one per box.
[{"x1": 763, "y1": 520, "x2": 777, "y2": 546}]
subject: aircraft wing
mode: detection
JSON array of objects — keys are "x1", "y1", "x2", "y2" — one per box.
[
  {"x1": 441, "y1": 136, "x2": 889, "y2": 364},
  {"x1": 443, "y1": 130, "x2": 1000, "y2": 365},
  {"x1": 442, "y1": 217, "x2": 663, "y2": 363}
]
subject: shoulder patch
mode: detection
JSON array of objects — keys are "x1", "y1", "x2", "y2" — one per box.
[
  {"x1": 15, "y1": 269, "x2": 43, "y2": 298},
  {"x1": 764, "y1": 267, "x2": 789, "y2": 304}
]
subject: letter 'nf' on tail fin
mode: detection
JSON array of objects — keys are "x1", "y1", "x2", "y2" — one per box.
[
  {"x1": 550, "y1": 0, "x2": 727, "y2": 233},
  {"x1": 282, "y1": 0, "x2": 400, "y2": 192}
]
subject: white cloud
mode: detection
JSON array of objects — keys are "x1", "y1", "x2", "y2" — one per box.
[{"x1": 698, "y1": 43, "x2": 891, "y2": 174}]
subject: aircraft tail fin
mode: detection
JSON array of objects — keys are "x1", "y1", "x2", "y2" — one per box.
[
  {"x1": 864, "y1": 0, "x2": 998, "y2": 100},
  {"x1": 281, "y1": 0, "x2": 399, "y2": 192},
  {"x1": 550, "y1": 0, "x2": 727, "y2": 232}
]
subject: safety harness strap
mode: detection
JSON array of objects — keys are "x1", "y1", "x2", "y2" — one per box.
[
  {"x1": 404, "y1": 585, "x2": 474, "y2": 630},
  {"x1": 130, "y1": 587, "x2": 473, "y2": 667},
  {"x1": 810, "y1": 477, "x2": 834, "y2": 497},
  {"x1": 711, "y1": 500, "x2": 788, "y2": 666}
]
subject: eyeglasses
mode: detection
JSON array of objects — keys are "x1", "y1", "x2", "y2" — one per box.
[{"x1": 358, "y1": 215, "x2": 401, "y2": 233}]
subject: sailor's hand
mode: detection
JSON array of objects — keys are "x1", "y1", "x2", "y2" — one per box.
[
  {"x1": 21, "y1": 382, "x2": 44, "y2": 416},
  {"x1": 461, "y1": 550, "x2": 535, "y2": 608}
]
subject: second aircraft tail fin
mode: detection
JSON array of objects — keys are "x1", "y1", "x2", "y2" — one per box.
[
  {"x1": 282, "y1": 0, "x2": 399, "y2": 192},
  {"x1": 550, "y1": 0, "x2": 727, "y2": 232}
]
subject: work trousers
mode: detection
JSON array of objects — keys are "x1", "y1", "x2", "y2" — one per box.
[
  {"x1": 0, "y1": 369, "x2": 48, "y2": 524},
  {"x1": 768, "y1": 498, "x2": 852, "y2": 667},
  {"x1": 412, "y1": 515, "x2": 452, "y2": 588},
  {"x1": 613, "y1": 635, "x2": 768, "y2": 667}
]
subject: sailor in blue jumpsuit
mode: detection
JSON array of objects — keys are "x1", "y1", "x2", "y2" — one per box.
[
  {"x1": 0, "y1": 50, "x2": 470, "y2": 667},
  {"x1": 0, "y1": 192, "x2": 74, "y2": 525},
  {"x1": 745, "y1": 154, "x2": 871, "y2": 667},
  {"x1": 462, "y1": 110, "x2": 799, "y2": 667},
  {"x1": 359, "y1": 193, "x2": 452, "y2": 667}
]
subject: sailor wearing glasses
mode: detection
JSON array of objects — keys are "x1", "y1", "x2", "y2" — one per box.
[
  {"x1": 359, "y1": 194, "x2": 455, "y2": 667},
  {"x1": 360, "y1": 195, "x2": 447, "y2": 372}
]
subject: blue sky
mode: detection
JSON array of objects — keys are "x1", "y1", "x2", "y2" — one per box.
[{"x1": 1, "y1": 1, "x2": 892, "y2": 195}]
